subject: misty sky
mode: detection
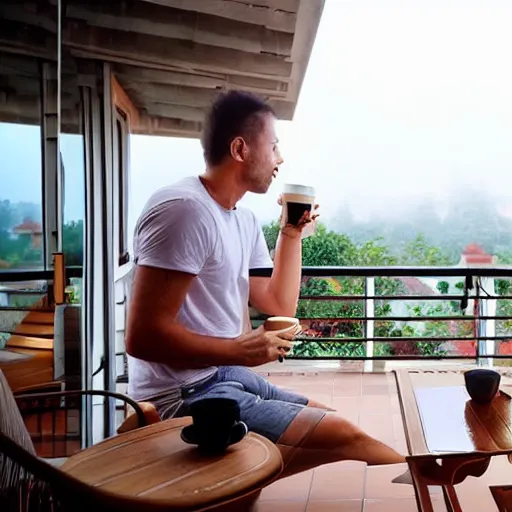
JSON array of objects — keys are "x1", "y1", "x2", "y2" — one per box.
[
  {"x1": 2, "y1": 0, "x2": 512, "y2": 235},
  {"x1": 129, "y1": 0, "x2": 512, "y2": 229}
]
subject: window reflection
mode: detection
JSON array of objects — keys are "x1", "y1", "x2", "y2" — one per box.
[
  {"x1": 0, "y1": 122, "x2": 43, "y2": 269},
  {"x1": 0, "y1": 51, "x2": 44, "y2": 269},
  {"x1": 61, "y1": 133, "x2": 85, "y2": 267}
]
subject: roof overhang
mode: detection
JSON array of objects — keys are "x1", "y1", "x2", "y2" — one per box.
[{"x1": 0, "y1": 0, "x2": 325, "y2": 137}]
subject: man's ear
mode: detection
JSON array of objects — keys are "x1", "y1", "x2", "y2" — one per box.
[{"x1": 230, "y1": 136, "x2": 247, "y2": 162}]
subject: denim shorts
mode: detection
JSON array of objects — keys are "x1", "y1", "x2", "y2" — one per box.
[{"x1": 175, "y1": 366, "x2": 308, "y2": 443}]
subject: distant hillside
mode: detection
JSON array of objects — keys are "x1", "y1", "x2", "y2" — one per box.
[{"x1": 327, "y1": 186, "x2": 512, "y2": 261}]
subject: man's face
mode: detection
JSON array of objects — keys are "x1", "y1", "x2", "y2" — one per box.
[{"x1": 243, "y1": 114, "x2": 284, "y2": 194}]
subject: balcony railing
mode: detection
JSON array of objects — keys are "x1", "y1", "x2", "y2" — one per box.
[
  {"x1": 4, "y1": 265, "x2": 511, "y2": 365},
  {"x1": 250, "y1": 266, "x2": 512, "y2": 363}
]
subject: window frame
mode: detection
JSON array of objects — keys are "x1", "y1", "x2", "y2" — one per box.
[{"x1": 111, "y1": 76, "x2": 137, "y2": 270}]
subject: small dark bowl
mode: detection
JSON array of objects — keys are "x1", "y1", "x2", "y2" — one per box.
[{"x1": 464, "y1": 369, "x2": 501, "y2": 404}]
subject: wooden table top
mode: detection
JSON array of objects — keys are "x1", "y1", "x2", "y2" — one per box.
[
  {"x1": 61, "y1": 417, "x2": 283, "y2": 511},
  {"x1": 396, "y1": 370, "x2": 512, "y2": 456},
  {"x1": 395, "y1": 370, "x2": 512, "y2": 512}
]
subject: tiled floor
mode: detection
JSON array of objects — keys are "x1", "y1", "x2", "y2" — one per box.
[{"x1": 251, "y1": 371, "x2": 416, "y2": 511}]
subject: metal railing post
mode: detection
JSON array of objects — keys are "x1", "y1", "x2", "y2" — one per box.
[
  {"x1": 476, "y1": 283, "x2": 485, "y2": 366},
  {"x1": 364, "y1": 277, "x2": 375, "y2": 372},
  {"x1": 483, "y1": 276, "x2": 497, "y2": 367}
]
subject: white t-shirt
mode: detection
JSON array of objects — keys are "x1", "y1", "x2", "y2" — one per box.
[{"x1": 127, "y1": 176, "x2": 273, "y2": 400}]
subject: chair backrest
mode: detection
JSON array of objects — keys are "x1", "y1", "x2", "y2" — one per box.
[
  {"x1": 0, "y1": 390, "x2": 126, "y2": 511},
  {"x1": 0, "y1": 430, "x2": 107, "y2": 512},
  {"x1": 0, "y1": 429, "x2": 174, "y2": 512},
  {"x1": 0, "y1": 369, "x2": 35, "y2": 492}
]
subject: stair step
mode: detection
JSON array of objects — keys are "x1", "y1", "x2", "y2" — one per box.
[
  {"x1": 0, "y1": 307, "x2": 54, "y2": 313},
  {"x1": 23, "y1": 311, "x2": 55, "y2": 325},
  {"x1": 14, "y1": 323, "x2": 54, "y2": 337},
  {"x1": 6, "y1": 335, "x2": 53, "y2": 350}
]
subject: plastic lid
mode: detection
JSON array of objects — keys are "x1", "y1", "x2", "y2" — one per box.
[{"x1": 282, "y1": 184, "x2": 315, "y2": 196}]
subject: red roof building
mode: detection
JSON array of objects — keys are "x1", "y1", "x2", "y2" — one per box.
[{"x1": 12, "y1": 219, "x2": 43, "y2": 249}]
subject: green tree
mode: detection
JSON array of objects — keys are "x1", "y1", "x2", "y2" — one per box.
[
  {"x1": 495, "y1": 252, "x2": 512, "y2": 339},
  {"x1": 399, "y1": 234, "x2": 454, "y2": 266},
  {"x1": 262, "y1": 222, "x2": 402, "y2": 357},
  {"x1": 0, "y1": 199, "x2": 83, "y2": 268},
  {"x1": 63, "y1": 220, "x2": 84, "y2": 266}
]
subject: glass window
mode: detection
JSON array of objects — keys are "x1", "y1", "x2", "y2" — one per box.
[{"x1": 0, "y1": 53, "x2": 43, "y2": 270}]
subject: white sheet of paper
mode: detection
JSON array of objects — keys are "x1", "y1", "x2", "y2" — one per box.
[{"x1": 415, "y1": 386, "x2": 476, "y2": 453}]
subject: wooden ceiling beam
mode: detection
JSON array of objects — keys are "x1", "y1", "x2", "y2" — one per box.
[
  {"x1": 143, "y1": 103, "x2": 205, "y2": 123},
  {"x1": 113, "y1": 65, "x2": 288, "y2": 97},
  {"x1": 123, "y1": 82, "x2": 218, "y2": 109},
  {"x1": 140, "y1": 0, "x2": 298, "y2": 33},
  {"x1": 65, "y1": 2, "x2": 293, "y2": 57},
  {"x1": 63, "y1": 22, "x2": 292, "y2": 80},
  {"x1": 0, "y1": 2, "x2": 57, "y2": 35},
  {"x1": 0, "y1": 53, "x2": 41, "y2": 78},
  {"x1": 0, "y1": 19, "x2": 56, "y2": 61},
  {"x1": 0, "y1": 94, "x2": 77, "y2": 112},
  {"x1": 134, "y1": 113, "x2": 202, "y2": 138},
  {"x1": 0, "y1": 75, "x2": 41, "y2": 97}
]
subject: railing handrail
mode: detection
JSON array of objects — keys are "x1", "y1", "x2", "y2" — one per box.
[
  {"x1": 0, "y1": 266, "x2": 83, "y2": 282},
  {"x1": 249, "y1": 265, "x2": 512, "y2": 363},
  {"x1": 2, "y1": 265, "x2": 509, "y2": 281},
  {"x1": 250, "y1": 266, "x2": 512, "y2": 278}
]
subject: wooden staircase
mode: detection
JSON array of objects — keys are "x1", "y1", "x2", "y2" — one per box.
[
  {"x1": 1, "y1": 299, "x2": 56, "y2": 391},
  {"x1": 1, "y1": 254, "x2": 77, "y2": 392},
  {"x1": 6, "y1": 309, "x2": 55, "y2": 350}
]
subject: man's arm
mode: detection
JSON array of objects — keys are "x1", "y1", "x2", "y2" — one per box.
[
  {"x1": 126, "y1": 266, "x2": 237, "y2": 368},
  {"x1": 126, "y1": 265, "x2": 290, "y2": 368},
  {"x1": 250, "y1": 203, "x2": 319, "y2": 317},
  {"x1": 249, "y1": 232, "x2": 302, "y2": 317}
]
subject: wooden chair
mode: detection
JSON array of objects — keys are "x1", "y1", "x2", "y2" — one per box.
[
  {"x1": 12, "y1": 381, "x2": 161, "y2": 457},
  {"x1": 0, "y1": 370, "x2": 284, "y2": 511},
  {"x1": 7, "y1": 380, "x2": 151, "y2": 461}
]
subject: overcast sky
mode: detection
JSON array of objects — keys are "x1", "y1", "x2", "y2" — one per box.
[
  {"x1": 128, "y1": 0, "x2": 512, "y2": 230},
  {"x1": 2, "y1": 0, "x2": 512, "y2": 233}
]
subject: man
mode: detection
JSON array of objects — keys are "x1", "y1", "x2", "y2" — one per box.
[{"x1": 126, "y1": 90, "x2": 405, "y2": 477}]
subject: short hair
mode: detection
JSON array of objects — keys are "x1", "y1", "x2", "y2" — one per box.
[{"x1": 201, "y1": 90, "x2": 275, "y2": 166}]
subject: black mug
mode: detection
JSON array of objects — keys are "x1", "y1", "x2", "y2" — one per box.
[
  {"x1": 181, "y1": 398, "x2": 248, "y2": 455},
  {"x1": 464, "y1": 369, "x2": 501, "y2": 404}
]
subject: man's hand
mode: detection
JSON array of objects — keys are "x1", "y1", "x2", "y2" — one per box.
[{"x1": 234, "y1": 326, "x2": 295, "y2": 367}]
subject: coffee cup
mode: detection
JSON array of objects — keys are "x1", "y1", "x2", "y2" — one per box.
[
  {"x1": 264, "y1": 316, "x2": 301, "y2": 336},
  {"x1": 264, "y1": 316, "x2": 301, "y2": 361},
  {"x1": 464, "y1": 369, "x2": 501, "y2": 404},
  {"x1": 281, "y1": 184, "x2": 316, "y2": 238},
  {"x1": 181, "y1": 398, "x2": 248, "y2": 455}
]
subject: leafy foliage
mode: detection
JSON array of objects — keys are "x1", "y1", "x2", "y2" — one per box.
[
  {"x1": 0, "y1": 200, "x2": 83, "y2": 268},
  {"x1": 261, "y1": 220, "x2": 495, "y2": 358}
]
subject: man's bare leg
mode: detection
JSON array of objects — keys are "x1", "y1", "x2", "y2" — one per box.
[{"x1": 277, "y1": 409, "x2": 405, "y2": 479}]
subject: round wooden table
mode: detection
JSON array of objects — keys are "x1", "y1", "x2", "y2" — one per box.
[{"x1": 61, "y1": 417, "x2": 283, "y2": 511}]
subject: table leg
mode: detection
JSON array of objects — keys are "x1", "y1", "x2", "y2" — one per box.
[
  {"x1": 444, "y1": 485, "x2": 463, "y2": 512},
  {"x1": 411, "y1": 466, "x2": 435, "y2": 512}
]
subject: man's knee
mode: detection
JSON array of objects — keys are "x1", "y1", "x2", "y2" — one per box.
[
  {"x1": 277, "y1": 407, "x2": 326, "y2": 447},
  {"x1": 292, "y1": 412, "x2": 371, "y2": 450}
]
